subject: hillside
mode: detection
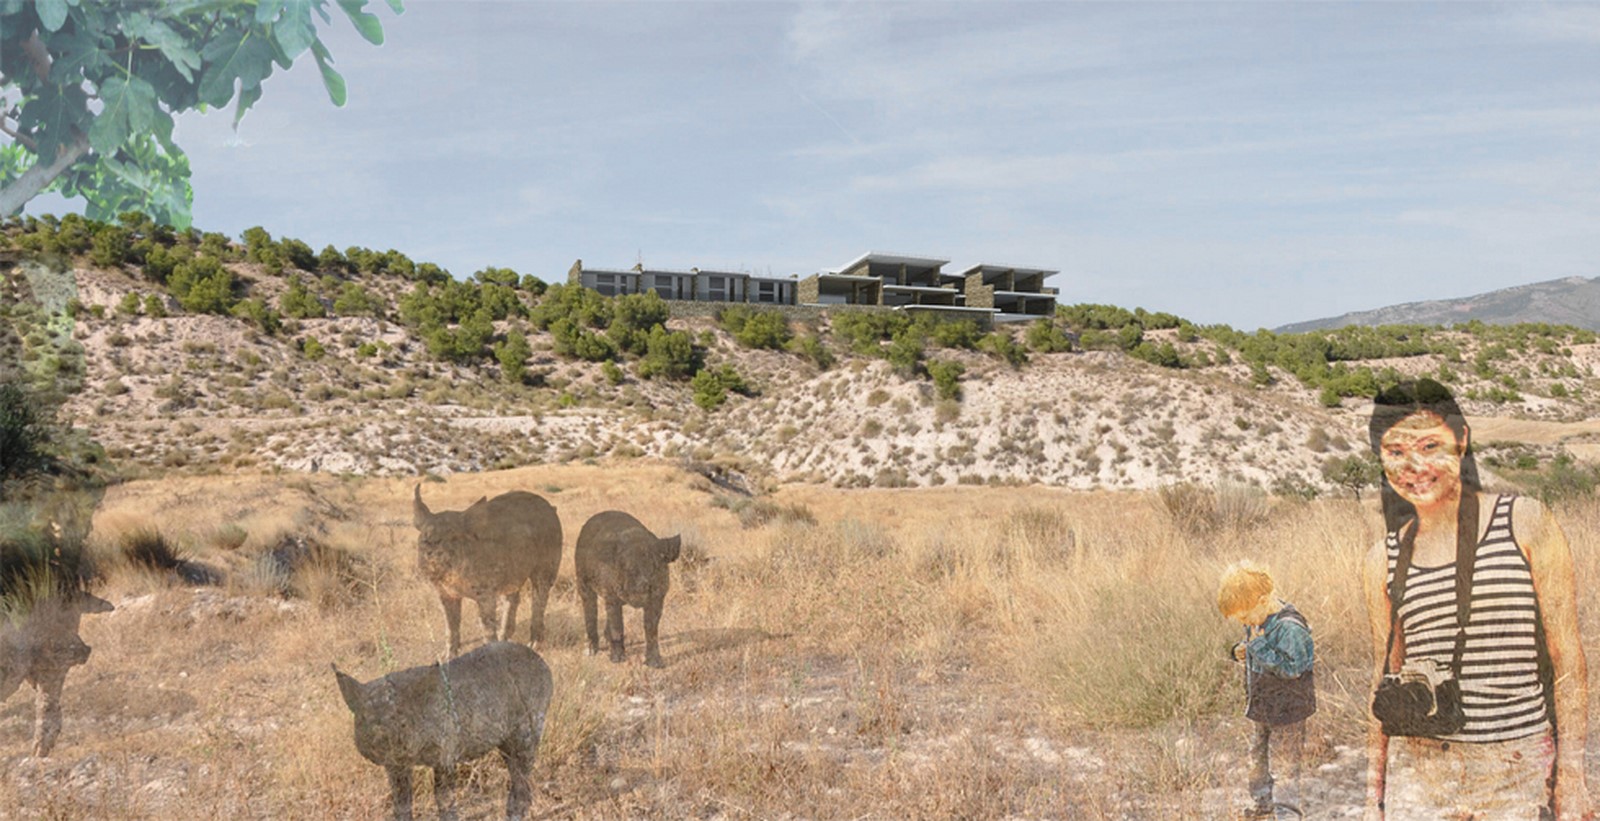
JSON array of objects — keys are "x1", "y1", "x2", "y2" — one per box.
[
  {"x1": 1277, "y1": 275, "x2": 1600, "y2": 333},
  {"x1": 5, "y1": 215, "x2": 1600, "y2": 496}
]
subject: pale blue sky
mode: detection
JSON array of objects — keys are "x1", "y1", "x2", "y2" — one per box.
[{"x1": 41, "y1": 2, "x2": 1600, "y2": 329}]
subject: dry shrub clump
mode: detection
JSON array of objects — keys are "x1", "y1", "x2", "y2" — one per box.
[
  {"x1": 712, "y1": 494, "x2": 817, "y2": 529},
  {"x1": 1158, "y1": 481, "x2": 1271, "y2": 537},
  {"x1": 247, "y1": 532, "x2": 373, "y2": 610}
]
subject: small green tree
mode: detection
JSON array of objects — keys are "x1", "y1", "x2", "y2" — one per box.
[
  {"x1": 927, "y1": 359, "x2": 965, "y2": 401},
  {"x1": 495, "y1": 329, "x2": 531, "y2": 384},
  {"x1": 117, "y1": 292, "x2": 142, "y2": 316},
  {"x1": 1025, "y1": 319, "x2": 1072, "y2": 353},
  {"x1": 692, "y1": 365, "x2": 749, "y2": 410},
  {"x1": 0, "y1": 382, "x2": 50, "y2": 498},
  {"x1": 280, "y1": 275, "x2": 326, "y2": 319},
  {"x1": 1322, "y1": 453, "x2": 1381, "y2": 500},
  {"x1": 979, "y1": 331, "x2": 1028, "y2": 368},
  {"x1": 143, "y1": 294, "x2": 167, "y2": 318},
  {"x1": 637, "y1": 326, "x2": 697, "y2": 379}
]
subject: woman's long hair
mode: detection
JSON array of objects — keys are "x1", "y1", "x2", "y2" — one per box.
[{"x1": 1368, "y1": 378, "x2": 1481, "y2": 556}]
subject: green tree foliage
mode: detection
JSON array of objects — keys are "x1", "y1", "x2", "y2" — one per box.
[
  {"x1": 1321, "y1": 453, "x2": 1381, "y2": 500},
  {"x1": 550, "y1": 319, "x2": 615, "y2": 363},
  {"x1": 787, "y1": 335, "x2": 834, "y2": 370},
  {"x1": 718, "y1": 306, "x2": 793, "y2": 350},
  {"x1": 90, "y1": 224, "x2": 130, "y2": 267},
  {"x1": 979, "y1": 331, "x2": 1028, "y2": 368},
  {"x1": 301, "y1": 336, "x2": 326, "y2": 361},
  {"x1": 230, "y1": 297, "x2": 280, "y2": 335},
  {"x1": 316, "y1": 244, "x2": 350, "y2": 274},
  {"x1": 531, "y1": 283, "x2": 612, "y2": 331},
  {"x1": 0, "y1": 0, "x2": 401, "y2": 225},
  {"x1": 142, "y1": 293, "x2": 166, "y2": 318},
  {"x1": 1130, "y1": 341, "x2": 1184, "y2": 369},
  {"x1": 494, "y1": 329, "x2": 531, "y2": 384},
  {"x1": 608, "y1": 292, "x2": 670, "y2": 355},
  {"x1": 279, "y1": 275, "x2": 325, "y2": 319},
  {"x1": 602, "y1": 360, "x2": 625, "y2": 385},
  {"x1": 886, "y1": 328, "x2": 926, "y2": 377},
  {"x1": 924, "y1": 318, "x2": 981, "y2": 350},
  {"x1": 332, "y1": 282, "x2": 383, "y2": 316},
  {"x1": 1025, "y1": 319, "x2": 1073, "y2": 353},
  {"x1": 927, "y1": 359, "x2": 965, "y2": 401},
  {"x1": 637, "y1": 326, "x2": 698, "y2": 379},
  {"x1": 691, "y1": 365, "x2": 749, "y2": 410},
  {"x1": 116, "y1": 291, "x2": 142, "y2": 316},
  {"x1": 831, "y1": 311, "x2": 908, "y2": 355},
  {"x1": 167, "y1": 255, "x2": 236, "y2": 314},
  {"x1": 0, "y1": 382, "x2": 50, "y2": 497}
]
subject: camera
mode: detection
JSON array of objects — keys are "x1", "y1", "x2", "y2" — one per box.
[{"x1": 1371, "y1": 658, "x2": 1465, "y2": 737}]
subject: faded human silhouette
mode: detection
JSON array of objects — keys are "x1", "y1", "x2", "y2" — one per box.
[
  {"x1": 1363, "y1": 379, "x2": 1590, "y2": 821},
  {"x1": 574, "y1": 510, "x2": 681, "y2": 668},
  {"x1": 412, "y1": 486, "x2": 563, "y2": 657},
  {"x1": 0, "y1": 520, "x2": 113, "y2": 758},
  {"x1": 335, "y1": 641, "x2": 553, "y2": 821}
]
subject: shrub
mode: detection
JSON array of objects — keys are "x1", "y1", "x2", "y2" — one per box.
[
  {"x1": 979, "y1": 331, "x2": 1028, "y2": 367},
  {"x1": 787, "y1": 335, "x2": 834, "y2": 369},
  {"x1": 302, "y1": 336, "x2": 327, "y2": 361},
  {"x1": 168, "y1": 255, "x2": 237, "y2": 314},
  {"x1": 495, "y1": 329, "x2": 532, "y2": 383},
  {"x1": 886, "y1": 328, "x2": 925, "y2": 377},
  {"x1": 1321, "y1": 453, "x2": 1381, "y2": 499},
  {"x1": 1158, "y1": 482, "x2": 1271, "y2": 537},
  {"x1": 692, "y1": 365, "x2": 749, "y2": 410},
  {"x1": 1025, "y1": 319, "x2": 1073, "y2": 353},
  {"x1": 332, "y1": 282, "x2": 383, "y2": 316},
  {"x1": 231, "y1": 298, "x2": 282, "y2": 335},
  {"x1": 637, "y1": 326, "x2": 698, "y2": 379},
  {"x1": 117, "y1": 292, "x2": 142, "y2": 316},
  {"x1": 927, "y1": 359, "x2": 965, "y2": 401},
  {"x1": 720, "y1": 306, "x2": 792, "y2": 350},
  {"x1": 602, "y1": 360, "x2": 625, "y2": 385},
  {"x1": 0, "y1": 383, "x2": 50, "y2": 497},
  {"x1": 143, "y1": 294, "x2": 167, "y2": 318},
  {"x1": 279, "y1": 275, "x2": 326, "y2": 319}
]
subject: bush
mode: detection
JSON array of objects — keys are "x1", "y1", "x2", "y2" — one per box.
[
  {"x1": 301, "y1": 336, "x2": 327, "y2": 361},
  {"x1": 692, "y1": 365, "x2": 749, "y2": 410},
  {"x1": 787, "y1": 335, "x2": 834, "y2": 369},
  {"x1": 1025, "y1": 319, "x2": 1072, "y2": 353},
  {"x1": 1321, "y1": 453, "x2": 1381, "y2": 499},
  {"x1": 927, "y1": 359, "x2": 965, "y2": 401},
  {"x1": 720, "y1": 306, "x2": 792, "y2": 350},
  {"x1": 0, "y1": 383, "x2": 50, "y2": 497},
  {"x1": 168, "y1": 255, "x2": 237, "y2": 314},
  {"x1": 495, "y1": 329, "x2": 532, "y2": 383},
  {"x1": 1158, "y1": 482, "x2": 1271, "y2": 537},
  {"x1": 279, "y1": 275, "x2": 326, "y2": 319},
  {"x1": 637, "y1": 326, "x2": 697, "y2": 379},
  {"x1": 979, "y1": 331, "x2": 1028, "y2": 367},
  {"x1": 886, "y1": 328, "x2": 925, "y2": 377},
  {"x1": 332, "y1": 282, "x2": 383, "y2": 316}
]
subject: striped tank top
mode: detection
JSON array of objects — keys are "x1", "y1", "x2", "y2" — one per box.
[{"x1": 1385, "y1": 494, "x2": 1551, "y2": 743}]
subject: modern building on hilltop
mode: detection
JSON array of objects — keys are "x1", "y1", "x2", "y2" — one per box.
[{"x1": 568, "y1": 252, "x2": 1057, "y2": 322}]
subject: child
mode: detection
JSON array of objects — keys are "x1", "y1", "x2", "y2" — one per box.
[{"x1": 1218, "y1": 562, "x2": 1316, "y2": 820}]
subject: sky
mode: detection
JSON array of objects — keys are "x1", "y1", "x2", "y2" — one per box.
[{"x1": 32, "y1": 1, "x2": 1600, "y2": 330}]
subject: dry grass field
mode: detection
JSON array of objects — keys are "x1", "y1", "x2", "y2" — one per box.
[{"x1": 4, "y1": 463, "x2": 1600, "y2": 819}]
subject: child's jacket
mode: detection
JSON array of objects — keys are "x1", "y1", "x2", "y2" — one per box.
[{"x1": 1244, "y1": 602, "x2": 1317, "y2": 725}]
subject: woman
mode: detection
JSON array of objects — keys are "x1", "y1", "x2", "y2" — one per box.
[{"x1": 1363, "y1": 379, "x2": 1591, "y2": 820}]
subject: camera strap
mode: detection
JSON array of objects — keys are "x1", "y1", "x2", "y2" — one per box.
[{"x1": 1382, "y1": 493, "x2": 1479, "y2": 678}]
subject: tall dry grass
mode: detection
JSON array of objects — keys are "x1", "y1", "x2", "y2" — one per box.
[{"x1": 1, "y1": 467, "x2": 1595, "y2": 819}]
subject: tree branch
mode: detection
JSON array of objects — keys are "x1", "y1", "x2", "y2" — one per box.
[
  {"x1": 0, "y1": 119, "x2": 39, "y2": 152},
  {"x1": 0, "y1": 132, "x2": 89, "y2": 216}
]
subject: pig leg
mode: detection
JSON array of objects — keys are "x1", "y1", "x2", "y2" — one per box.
[
  {"x1": 526, "y1": 577, "x2": 552, "y2": 649},
  {"x1": 476, "y1": 593, "x2": 503, "y2": 649},
  {"x1": 501, "y1": 590, "x2": 521, "y2": 643},
  {"x1": 440, "y1": 593, "x2": 463, "y2": 658},
  {"x1": 385, "y1": 765, "x2": 415, "y2": 821},
  {"x1": 433, "y1": 764, "x2": 460, "y2": 821},
  {"x1": 605, "y1": 597, "x2": 626, "y2": 663},
  {"x1": 579, "y1": 583, "x2": 600, "y2": 656},
  {"x1": 30, "y1": 666, "x2": 68, "y2": 758},
  {"x1": 501, "y1": 733, "x2": 535, "y2": 821},
  {"x1": 643, "y1": 594, "x2": 666, "y2": 669}
]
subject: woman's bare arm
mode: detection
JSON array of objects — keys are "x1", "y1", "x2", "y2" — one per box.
[
  {"x1": 1515, "y1": 495, "x2": 1591, "y2": 821},
  {"x1": 1363, "y1": 537, "x2": 1394, "y2": 820}
]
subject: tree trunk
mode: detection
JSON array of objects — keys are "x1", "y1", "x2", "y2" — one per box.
[{"x1": 0, "y1": 134, "x2": 90, "y2": 216}]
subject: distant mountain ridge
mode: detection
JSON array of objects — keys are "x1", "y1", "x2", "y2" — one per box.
[{"x1": 1277, "y1": 276, "x2": 1600, "y2": 333}]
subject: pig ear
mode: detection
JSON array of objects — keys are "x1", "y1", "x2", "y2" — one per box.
[
  {"x1": 79, "y1": 593, "x2": 114, "y2": 614},
  {"x1": 334, "y1": 667, "x2": 364, "y2": 713},
  {"x1": 413, "y1": 484, "x2": 431, "y2": 527},
  {"x1": 659, "y1": 535, "x2": 681, "y2": 564}
]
